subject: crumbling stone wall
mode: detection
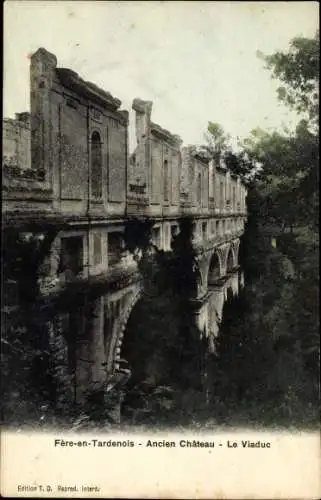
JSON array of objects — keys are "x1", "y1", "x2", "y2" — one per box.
[
  {"x1": 128, "y1": 99, "x2": 182, "y2": 217},
  {"x1": 181, "y1": 146, "x2": 209, "y2": 213},
  {"x1": 30, "y1": 48, "x2": 128, "y2": 217},
  {"x1": 3, "y1": 113, "x2": 31, "y2": 171}
]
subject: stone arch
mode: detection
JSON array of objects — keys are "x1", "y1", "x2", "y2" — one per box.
[
  {"x1": 216, "y1": 244, "x2": 228, "y2": 277},
  {"x1": 109, "y1": 287, "x2": 143, "y2": 371}
]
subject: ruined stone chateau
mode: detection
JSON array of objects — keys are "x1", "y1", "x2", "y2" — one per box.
[{"x1": 3, "y1": 48, "x2": 247, "y2": 406}]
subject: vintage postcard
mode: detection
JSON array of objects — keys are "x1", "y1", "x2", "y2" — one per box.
[{"x1": 1, "y1": 1, "x2": 320, "y2": 498}]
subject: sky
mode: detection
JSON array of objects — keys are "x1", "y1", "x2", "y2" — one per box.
[{"x1": 3, "y1": 1, "x2": 319, "y2": 151}]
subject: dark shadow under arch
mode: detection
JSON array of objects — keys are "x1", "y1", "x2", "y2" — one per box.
[
  {"x1": 119, "y1": 291, "x2": 182, "y2": 422},
  {"x1": 226, "y1": 248, "x2": 234, "y2": 273},
  {"x1": 119, "y1": 292, "x2": 182, "y2": 391},
  {"x1": 119, "y1": 286, "x2": 205, "y2": 423},
  {"x1": 208, "y1": 252, "x2": 221, "y2": 286},
  {"x1": 226, "y1": 286, "x2": 234, "y2": 302}
]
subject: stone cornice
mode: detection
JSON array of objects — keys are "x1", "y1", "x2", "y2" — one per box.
[
  {"x1": 150, "y1": 122, "x2": 182, "y2": 146},
  {"x1": 56, "y1": 68, "x2": 121, "y2": 112},
  {"x1": 1, "y1": 212, "x2": 131, "y2": 231}
]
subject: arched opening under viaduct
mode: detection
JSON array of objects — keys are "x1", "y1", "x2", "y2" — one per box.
[
  {"x1": 118, "y1": 288, "x2": 205, "y2": 424},
  {"x1": 118, "y1": 292, "x2": 182, "y2": 424},
  {"x1": 226, "y1": 285, "x2": 234, "y2": 302},
  {"x1": 208, "y1": 252, "x2": 221, "y2": 286}
]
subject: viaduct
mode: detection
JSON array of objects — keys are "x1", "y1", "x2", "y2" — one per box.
[{"x1": 2, "y1": 48, "x2": 247, "y2": 409}]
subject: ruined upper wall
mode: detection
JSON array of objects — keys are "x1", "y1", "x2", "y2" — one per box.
[
  {"x1": 30, "y1": 47, "x2": 128, "y2": 216},
  {"x1": 3, "y1": 114, "x2": 31, "y2": 173},
  {"x1": 128, "y1": 98, "x2": 182, "y2": 217},
  {"x1": 180, "y1": 146, "x2": 210, "y2": 212},
  {"x1": 3, "y1": 48, "x2": 247, "y2": 221},
  {"x1": 128, "y1": 98, "x2": 248, "y2": 217}
]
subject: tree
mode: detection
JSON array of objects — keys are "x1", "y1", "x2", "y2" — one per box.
[
  {"x1": 252, "y1": 30, "x2": 319, "y2": 231},
  {"x1": 258, "y1": 30, "x2": 319, "y2": 128},
  {"x1": 241, "y1": 121, "x2": 319, "y2": 233},
  {"x1": 242, "y1": 32, "x2": 320, "y2": 418},
  {"x1": 199, "y1": 122, "x2": 257, "y2": 184},
  {"x1": 224, "y1": 149, "x2": 257, "y2": 184},
  {"x1": 207, "y1": 32, "x2": 319, "y2": 427},
  {"x1": 199, "y1": 121, "x2": 231, "y2": 163}
]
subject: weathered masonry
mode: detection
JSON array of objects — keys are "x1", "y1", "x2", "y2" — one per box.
[
  {"x1": 3, "y1": 48, "x2": 247, "y2": 409},
  {"x1": 3, "y1": 112, "x2": 31, "y2": 173}
]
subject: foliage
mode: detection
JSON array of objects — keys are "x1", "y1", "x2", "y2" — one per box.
[
  {"x1": 199, "y1": 121, "x2": 231, "y2": 163},
  {"x1": 241, "y1": 121, "x2": 319, "y2": 233},
  {"x1": 198, "y1": 122, "x2": 257, "y2": 184},
  {"x1": 258, "y1": 30, "x2": 319, "y2": 126},
  {"x1": 113, "y1": 32, "x2": 320, "y2": 429},
  {"x1": 204, "y1": 31, "x2": 320, "y2": 428},
  {"x1": 1, "y1": 227, "x2": 123, "y2": 428}
]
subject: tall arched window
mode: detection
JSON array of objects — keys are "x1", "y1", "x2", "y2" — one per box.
[
  {"x1": 91, "y1": 131, "x2": 102, "y2": 198},
  {"x1": 197, "y1": 173, "x2": 202, "y2": 205},
  {"x1": 208, "y1": 162, "x2": 214, "y2": 199},
  {"x1": 220, "y1": 181, "x2": 224, "y2": 209},
  {"x1": 189, "y1": 163, "x2": 194, "y2": 185},
  {"x1": 233, "y1": 186, "x2": 236, "y2": 204},
  {"x1": 163, "y1": 160, "x2": 169, "y2": 202}
]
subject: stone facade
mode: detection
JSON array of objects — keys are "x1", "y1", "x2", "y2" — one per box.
[
  {"x1": 128, "y1": 99, "x2": 182, "y2": 218},
  {"x1": 3, "y1": 47, "x2": 248, "y2": 407},
  {"x1": 29, "y1": 47, "x2": 128, "y2": 217}
]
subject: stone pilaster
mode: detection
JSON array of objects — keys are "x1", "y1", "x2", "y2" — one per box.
[
  {"x1": 91, "y1": 296, "x2": 107, "y2": 388},
  {"x1": 30, "y1": 48, "x2": 57, "y2": 188}
]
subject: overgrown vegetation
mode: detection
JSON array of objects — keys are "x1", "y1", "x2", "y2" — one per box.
[
  {"x1": 120, "y1": 216, "x2": 206, "y2": 426},
  {"x1": 121, "y1": 30, "x2": 320, "y2": 429},
  {"x1": 201, "y1": 30, "x2": 319, "y2": 428}
]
